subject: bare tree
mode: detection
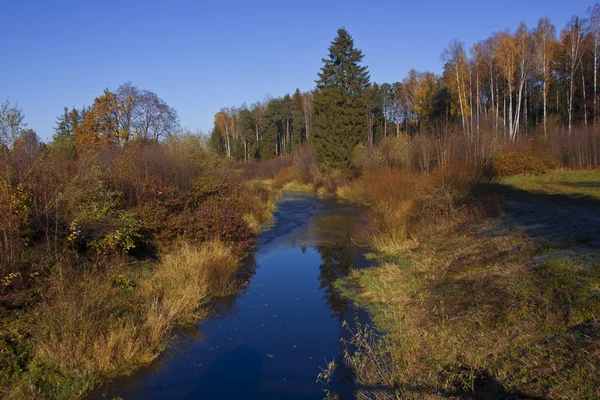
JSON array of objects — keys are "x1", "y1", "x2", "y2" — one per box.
[
  {"x1": 133, "y1": 90, "x2": 179, "y2": 141},
  {"x1": 0, "y1": 100, "x2": 26, "y2": 148}
]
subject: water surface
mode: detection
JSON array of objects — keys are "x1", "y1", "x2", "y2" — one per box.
[{"x1": 92, "y1": 194, "x2": 371, "y2": 399}]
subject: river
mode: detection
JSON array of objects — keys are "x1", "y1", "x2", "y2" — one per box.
[{"x1": 90, "y1": 193, "x2": 372, "y2": 399}]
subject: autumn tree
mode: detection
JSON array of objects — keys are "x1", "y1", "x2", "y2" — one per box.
[
  {"x1": 442, "y1": 40, "x2": 470, "y2": 134},
  {"x1": 214, "y1": 110, "x2": 232, "y2": 157},
  {"x1": 74, "y1": 89, "x2": 125, "y2": 151}
]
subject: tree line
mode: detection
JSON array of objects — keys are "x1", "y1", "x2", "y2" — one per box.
[{"x1": 211, "y1": 5, "x2": 600, "y2": 169}]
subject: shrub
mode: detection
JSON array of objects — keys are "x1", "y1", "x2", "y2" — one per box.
[
  {"x1": 343, "y1": 169, "x2": 418, "y2": 252},
  {"x1": 351, "y1": 135, "x2": 412, "y2": 173},
  {"x1": 312, "y1": 166, "x2": 353, "y2": 195},
  {"x1": 493, "y1": 152, "x2": 548, "y2": 177},
  {"x1": 272, "y1": 166, "x2": 302, "y2": 186},
  {"x1": 238, "y1": 157, "x2": 293, "y2": 181},
  {"x1": 292, "y1": 144, "x2": 317, "y2": 182},
  {"x1": 343, "y1": 161, "x2": 498, "y2": 252},
  {"x1": 0, "y1": 182, "x2": 31, "y2": 270}
]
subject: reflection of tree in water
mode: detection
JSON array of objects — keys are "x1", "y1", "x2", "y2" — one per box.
[
  {"x1": 312, "y1": 207, "x2": 363, "y2": 320},
  {"x1": 316, "y1": 238, "x2": 356, "y2": 319},
  {"x1": 311, "y1": 210, "x2": 372, "y2": 398}
]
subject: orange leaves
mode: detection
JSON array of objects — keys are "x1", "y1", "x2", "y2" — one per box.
[{"x1": 73, "y1": 89, "x2": 125, "y2": 154}]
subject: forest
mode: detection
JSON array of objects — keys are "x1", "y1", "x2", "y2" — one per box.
[
  {"x1": 210, "y1": 9, "x2": 600, "y2": 171},
  {"x1": 1, "y1": 3, "x2": 600, "y2": 400}
]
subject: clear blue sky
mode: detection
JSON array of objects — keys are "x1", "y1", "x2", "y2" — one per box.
[{"x1": 1, "y1": 0, "x2": 593, "y2": 141}]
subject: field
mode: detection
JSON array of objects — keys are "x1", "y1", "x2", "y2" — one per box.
[{"x1": 501, "y1": 170, "x2": 600, "y2": 200}]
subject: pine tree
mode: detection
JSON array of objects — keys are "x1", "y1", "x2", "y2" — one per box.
[
  {"x1": 291, "y1": 89, "x2": 305, "y2": 145},
  {"x1": 259, "y1": 99, "x2": 282, "y2": 160},
  {"x1": 312, "y1": 28, "x2": 370, "y2": 168}
]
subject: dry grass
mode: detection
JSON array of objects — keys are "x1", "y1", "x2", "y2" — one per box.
[
  {"x1": 10, "y1": 241, "x2": 239, "y2": 399},
  {"x1": 281, "y1": 181, "x2": 314, "y2": 192},
  {"x1": 339, "y1": 163, "x2": 499, "y2": 253},
  {"x1": 336, "y1": 221, "x2": 600, "y2": 399}
]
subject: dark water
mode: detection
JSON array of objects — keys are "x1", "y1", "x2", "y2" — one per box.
[{"x1": 91, "y1": 194, "x2": 372, "y2": 400}]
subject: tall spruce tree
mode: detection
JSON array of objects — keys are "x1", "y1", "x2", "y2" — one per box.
[{"x1": 312, "y1": 28, "x2": 370, "y2": 167}]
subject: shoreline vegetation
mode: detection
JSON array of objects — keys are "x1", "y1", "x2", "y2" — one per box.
[
  {"x1": 3, "y1": 4, "x2": 600, "y2": 398},
  {"x1": 1, "y1": 125, "x2": 278, "y2": 399},
  {"x1": 260, "y1": 150, "x2": 600, "y2": 399}
]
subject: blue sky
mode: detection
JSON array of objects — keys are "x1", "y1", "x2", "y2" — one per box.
[{"x1": 1, "y1": 0, "x2": 593, "y2": 141}]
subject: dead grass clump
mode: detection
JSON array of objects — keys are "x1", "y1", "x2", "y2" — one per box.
[
  {"x1": 142, "y1": 241, "x2": 239, "y2": 328},
  {"x1": 20, "y1": 241, "x2": 238, "y2": 399},
  {"x1": 343, "y1": 169, "x2": 417, "y2": 252}
]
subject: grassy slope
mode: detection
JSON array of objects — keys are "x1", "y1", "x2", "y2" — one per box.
[{"x1": 336, "y1": 170, "x2": 600, "y2": 399}]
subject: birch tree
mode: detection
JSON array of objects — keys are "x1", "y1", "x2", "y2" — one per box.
[
  {"x1": 442, "y1": 40, "x2": 470, "y2": 134},
  {"x1": 587, "y1": 4, "x2": 600, "y2": 123},
  {"x1": 562, "y1": 17, "x2": 585, "y2": 135},
  {"x1": 533, "y1": 18, "x2": 558, "y2": 136}
]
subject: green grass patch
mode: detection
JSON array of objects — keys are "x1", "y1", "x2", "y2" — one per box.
[{"x1": 501, "y1": 169, "x2": 600, "y2": 200}]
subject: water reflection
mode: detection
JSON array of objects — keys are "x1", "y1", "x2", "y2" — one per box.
[{"x1": 90, "y1": 194, "x2": 370, "y2": 400}]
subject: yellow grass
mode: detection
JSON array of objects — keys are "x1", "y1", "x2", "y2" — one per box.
[{"x1": 11, "y1": 241, "x2": 239, "y2": 399}]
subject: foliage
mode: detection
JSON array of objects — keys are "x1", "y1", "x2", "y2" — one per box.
[
  {"x1": 312, "y1": 28, "x2": 370, "y2": 168},
  {"x1": 493, "y1": 152, "x2": 548, "y2": 176},
  {"x1": 0, "y1": 182, "x2": 31, "y2": 269},
  {"x1": 0, "y1": 93, "x2": 275, "y2": 399},
  {"x1": 351, "y1": 135, "x2": 412, "y2": 172},
  {"x1": 340, "y1": 161, "x2": 496, "y2": 253}
]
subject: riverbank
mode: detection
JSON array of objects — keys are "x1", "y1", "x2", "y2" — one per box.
[
  {"x1": 1, "y1": 139, "x2": 279, "y2": 400},
  {"x1": 334, "y1": 170, "x2": 600, "y2": 399},
  {"x1": 88, "y1": 193, "x2": 372, "y2": 399}
]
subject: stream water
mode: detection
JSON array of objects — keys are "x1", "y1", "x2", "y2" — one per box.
[{"x1": 90, "y1": 194, "x2": 372, "y2": 399}]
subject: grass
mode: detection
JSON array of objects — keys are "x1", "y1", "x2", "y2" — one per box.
[
  {"x1": 336, "y1": 223, "x2": 600, "y2": 399},
  {"x1": 332, "y1": 171, "x2": 600, "y2": 399},
  {"x1": 5, "y1": 241, "x2": 241, "y2": 400},
  {"x1": 281, "y1": 180, "x2": 314, "y2": 193},
  {"x1": 501, "y1": 169, "x2": 600, "y2": 200}
]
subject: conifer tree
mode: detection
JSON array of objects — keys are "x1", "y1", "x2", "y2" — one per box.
[
  {"x1": 291, "y1": 89, "x2": 306, "y2": 145},
  {"x1": 312, "y1": 28, "x2": 370, "y2": 167}
]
